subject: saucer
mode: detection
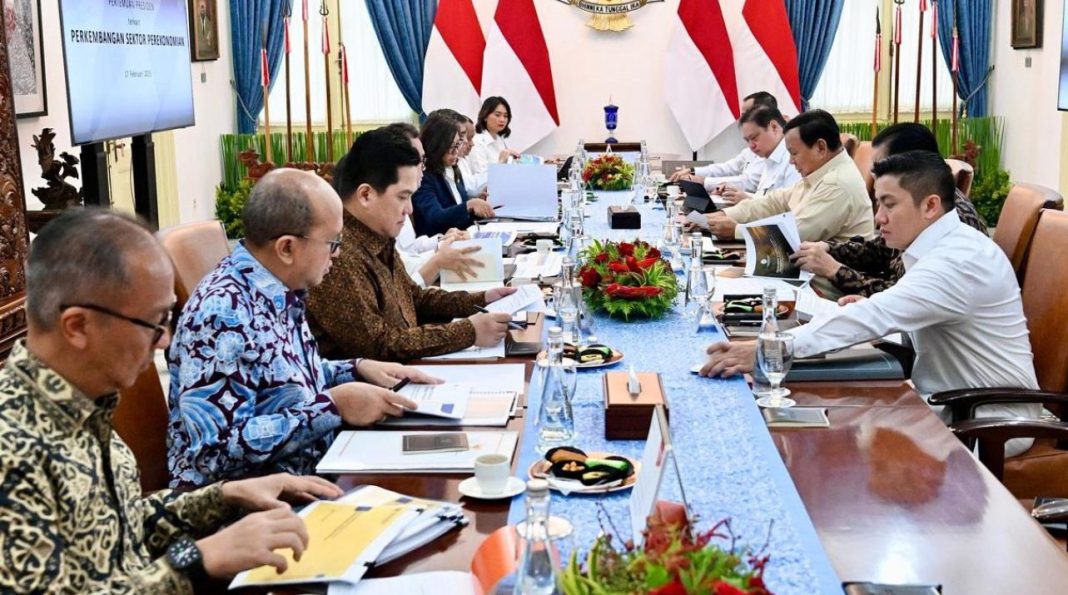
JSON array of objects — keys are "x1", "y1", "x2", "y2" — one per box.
[{"x1": 458, "y1": 476, "x2": 526, "y2": 500}]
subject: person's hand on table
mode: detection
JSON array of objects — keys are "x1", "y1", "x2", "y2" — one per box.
[
  {"x1": 791, "y1": 242, "x2": 842, "y2": 278},
  {"x1": 434, "y1": 238, "x2": 482, "y2": 280},
  {"x1": 706, "y1": 212, "x2": 737, "y2": 240},
  {"x1": 221, "y1": 473, "x2": 343, "y2": 512},
  {"x1": 469, "y1": 312, "x2": 511, "y2": 346},
  {"x1": 485, "y1": 286, "x2": 517, "y2": 303},
  {"x1": 330, "y1": 382, "x2": 419, "y2": 425},
  {"x1": 197, "y1": 507, "x2": 309, "y2": 577},
  {"x1": 356, "y1": 360, "x2": 443, "y2": 387},
  {"x1": 467, "y1": 198, "x2": 496, "y2": 219},
  {"x1": 838, "y1": 294, "x2": 868, "y2": 306},
  {"x1": 443, "y1": 228, "x2": 470, "y2": 242},
  {"x1": 668, "y1": 167, "x2": 692, "y2": 183},
  {"x1": 718, "y1": 186, "x2": 749, "y2": 205},
  {"x1": 699, "y1": 341, "x2": 756, "y2": 378},
  {"x1": 498, "y1": 149, "x2": 521, "y2": 163}
]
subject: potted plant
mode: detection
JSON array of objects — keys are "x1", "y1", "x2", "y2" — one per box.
[
  {"x1": 578, "y1": 240, "x2": 678, "y2": 320},
  {"x1": 582, "y1": 154, "x2": 635, "y2": 191}
]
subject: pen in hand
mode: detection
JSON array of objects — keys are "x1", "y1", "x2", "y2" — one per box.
[
  {"x1": 390, "y1": 378, "x2": 411, "y2": 392},
  {"x1": 474, "y1": 305, "x2": 527, "y2": 330}
]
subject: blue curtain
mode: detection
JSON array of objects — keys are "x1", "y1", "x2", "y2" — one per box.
[
  {"x1": 937, "y1": 0, "x2": 993, "y2": 117},
  {"x1": 785, "y1": 0, "x2": 845, "y2": 111},
  {"x1": 230, "y1": 0, "x2": 290, "y2": 134},
  {"x1": 364, "y1": 0, "x2": 436, "y2": 116}
]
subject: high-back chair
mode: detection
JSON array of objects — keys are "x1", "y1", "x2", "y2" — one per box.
[
  {"x1": 992, "y1": 183, "x2": 1063, "y2": 284},
  {"x1": 945, "y1": 159, "x2": 974, "y2": 197},
  {"x1": 113, "y1": 363, "x2": 171, "y2": 493},
  {"x1": 839, "y1": 133, "x2": 859, "y2": 158},
  {"x1": 930, "y1": 209, "x2": 1068, "y2": 499},
  {"x1": 851, "y1": 141, "x2": 876, "y2": 210},
  {"x1": 157, "y1": 220, "x2": 231, "y2": 311}
]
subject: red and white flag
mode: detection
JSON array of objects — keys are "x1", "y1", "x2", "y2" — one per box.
[
  {"x1": 724, "y1": 0, "x2": 802, "y2": 118},
  {"x1": 665, "y1": 0, "x2": 740, "y2": 151},
  {"x1": 480, "y1": 0, "x2": 559, "y2": 151},
  {"x1": 422, "y1": 0, "x2": 485, "y2": 118}
]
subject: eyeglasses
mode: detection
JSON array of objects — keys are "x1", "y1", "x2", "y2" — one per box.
[
  {"x1": 60, "y1": 303, "x2": 170, "y2": 345},
  {"x1": 448, "y1": 142, "x2": 463, "y2": 153},
  {"x1": 272, "y1": 233, "x2": 343, "y2": 254}
]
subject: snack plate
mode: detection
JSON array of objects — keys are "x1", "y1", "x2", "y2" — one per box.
[
  {"x1": 537, "y1": 347, "x2": 625, "y2": 369},
  {"x1": 528, "y1": 452, "x2": 640, "y2": 494}
]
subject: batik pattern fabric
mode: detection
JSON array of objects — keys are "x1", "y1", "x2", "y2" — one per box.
[
  {"x1": 167, "y1": 243, "x2": 358, "y2": 488},
  {"x1": 0, "y1": 341, "x2": 235, "y2": 594}
]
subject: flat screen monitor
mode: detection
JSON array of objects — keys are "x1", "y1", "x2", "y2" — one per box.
[
  {"x1": 1060, "y1": 0, "x2": 1068, "y2": 110},
  {"x1": 58, "y1": 0, "x2": 195, "y2": 145}
]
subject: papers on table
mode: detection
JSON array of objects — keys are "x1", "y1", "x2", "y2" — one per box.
[
  {"x1": 487, "y1": 163, "x2": 558, "y2": 220},
  {"x1": 513, "y1": 251, "x2": 563, "y2": 279},
  {"x1": 337, "y1": 485, "x2": 468, "y2": 565},
  {"x1": 383, "y1": 364, "x2": 525, "y2": 427},
  {"x1": 795, "y1": 286, "x2": 841, "y2": 322},
  {"x1": 328, "y1": 571, "x2": 480, "y2": 595},
  {"x1": 739, "y1": 212, "x2": 811, "y2": 281},
  {"x1": 439, "y1": 237, "x2": 505, "y2": 292},
  {"x1": 409, "y1": 363, "x2": 526, "y2": 393},
  {"x1": 398, "y1": 383, "x2": 471, "y2": 420},
  {"x1": 686, "y1": 209, "x2": 710, "y2": 230},
  {"x1": 478, "y1": 220, "x2": 559, "y2": 236},
  {"x1": 473, "y1": 229, "x2": 517, "y2": 247},
  {"x1": 711, "y1": 275, "x2": 800, "y2": 303},
  {"x1": 425, "y1": 340, "x2": 505, "y2": 360},
  {"x1": 230, "y1": 500, "x2": 418, "y2": 589},
  {"x1": 485, "y1": 284, "x2": 545, "y2": 314},
  {"x1": 317, "y1": 430, "x2": 519, "y2": 474}
]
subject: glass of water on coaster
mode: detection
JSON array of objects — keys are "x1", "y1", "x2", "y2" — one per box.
[{"x1": 756, "y1": 332, "x2": 795, "y2": 408}]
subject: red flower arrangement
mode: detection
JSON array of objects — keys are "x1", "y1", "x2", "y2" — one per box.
[
  {"x1": 578, "y1": 239, "x2": 677, "y2": 320},
  {"x1": 581, "y1": 154, "x2": 636, "y2": 191}
]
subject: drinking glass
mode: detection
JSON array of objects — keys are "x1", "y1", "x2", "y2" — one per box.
[
  {"x1": 755, "y1": 332, "x2": 796, "y2": 408},
  {"x1": 685, "y1": 266, "x2": 711, "y2": 323},
  {"x1": 555, "y1": 284, "x2": 580, "y2": 346},
  {"x1": 666, "y1": 223, "x2": 684, "y2": 269}
]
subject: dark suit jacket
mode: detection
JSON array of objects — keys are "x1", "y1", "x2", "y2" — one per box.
[{"x1": 412, "y1": 171, "x2": 472, "y2": 237}]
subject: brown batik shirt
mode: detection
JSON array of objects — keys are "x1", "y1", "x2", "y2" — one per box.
[
  {"x1": 308, "y1": 211, "x2": 486, "y2": 362},
  {"x1": 827, "y1": 190, "x2": 988, "y2": 297}
]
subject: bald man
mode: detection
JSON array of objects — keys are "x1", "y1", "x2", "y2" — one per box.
[
  {"x1": 167, "y1": 169, "x2": 439, "y2": 488},
  {"x1": 0, "y1": 208, "x2": 343, "y2": 592}
]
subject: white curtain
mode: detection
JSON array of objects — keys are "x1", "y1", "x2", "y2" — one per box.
[{"x1": 262, "y1": 1, "x2": 412, "y2": 125}]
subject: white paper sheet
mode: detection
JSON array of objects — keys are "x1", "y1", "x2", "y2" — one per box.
[
  {"x1": 478, "y1": 221, "x2": 560, "y2": 235},
  {"x1": 424, "y1": 340, "x2": 505, "y2": 360},
  {"x1": 795, "y1": 286, "x2": 842, "y2": 322},
  {"x1": 439, "y1": 237, "x2": 504, "y2": 291},
  {"x1": 487, "y1": 163, "x2": 558, "y2": 220},
  {"x1": 397, "y1": 383, "x2": 471, "y2": 420},
  {"x1": 407, "y1": 363, "x2": 526, "y2": 394},
  {"x1": 739, "y1": 212, "x2": 812, "y2": 281},
  {"x1": 686, "y1": 210, "x2": 710, "y2": 230},
  {"x1": 473, "y1": 229, "x2": 517, "y2": 246},
  {"x1": 485, "y1": 284, "x2": 543, "y2": 314},
  {"x1": 316, "y1": 431, "x2": 519, "y2": 473},
  {"x1": 513, "y1": 251, "x2": 563, "y2": 279},
  {"x1": 327, "y1": 571, "x2": 479, "y2": 595}
]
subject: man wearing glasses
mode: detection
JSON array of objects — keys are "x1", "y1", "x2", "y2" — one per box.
[
  {"x1": 167, "y1": 169, "x2": 439, "y2": 489},
  {"x1": 0, "y1": 208, "x2": 344, "y2": 591}
]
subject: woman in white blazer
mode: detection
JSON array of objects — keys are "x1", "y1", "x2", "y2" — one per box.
[{"x1": 469, "y1": 96, "x2": 519, "y2": 176}]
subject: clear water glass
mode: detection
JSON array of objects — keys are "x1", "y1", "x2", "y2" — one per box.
[
  {"x1": 555, "y1": 284, "x2": 580, "y2": 346},
  {"x1": 756, "y1": 332, "x2": 796, "y2": 408},
  {"x1": 685, "y1": 266, "x2": 710, "y2": 323}
]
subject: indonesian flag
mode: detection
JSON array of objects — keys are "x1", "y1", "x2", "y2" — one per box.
[
  {"x1": 480, "y1": 0, "x2": 559, "y2": 151},
  {"x1": 422, "y1": 0, "x2": 485, "y2": 118},
  {"x1": 665, "y1": 0, "x2": 740, "y2": 151},
  {"x1": 723, "y1": 0, "x2": 802, "y2": 118}
]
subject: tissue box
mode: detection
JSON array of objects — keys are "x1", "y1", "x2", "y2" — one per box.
[
  {"x1": 608, "y1": 205, "x2": 641, "y2": 229},
  {"x1": 602, "y1": 371, "x2": 668, "y2": 439}
]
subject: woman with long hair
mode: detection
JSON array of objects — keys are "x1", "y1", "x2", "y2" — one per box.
[{"x1": 411, "y1": 113, "x2": 495, "y2": 236}]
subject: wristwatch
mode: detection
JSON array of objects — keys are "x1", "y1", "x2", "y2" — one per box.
[{"x1": 165, "y1": 535, "x2": 207, "y2": 581}]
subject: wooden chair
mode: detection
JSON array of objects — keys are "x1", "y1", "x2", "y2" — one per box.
[
  {"x1": 991, "y1": 183, "x2": 1063, "y2": 284},
  {"x1": 114, "y1": 363, "x2": 171, "y2": 493},
  {"x1": 945, "y1": 158, "x2": 974, "y2": 197},
  {"x1": 850, "y1": 141, "x2": 876, "y2": 210},
  {"x1": 157, "y1": 220, "x2": 231, "y2": 311},
  {"x1": 930, "y1": 209, "x2": 1068, "y2": 499},
  {"x1": 839, "y1": 133, "x2": 859, "y2": 158}
]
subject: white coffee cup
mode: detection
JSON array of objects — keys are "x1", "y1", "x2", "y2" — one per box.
[
  {"x1": 536, "y1": 239, "x2": 553, "y2": 254},
  {"x1": 474, "y1": 453, "x2": 510, "y2": 495},
  {"x1": 666, "y1": 186, "x2": 680, "y2": 199}
]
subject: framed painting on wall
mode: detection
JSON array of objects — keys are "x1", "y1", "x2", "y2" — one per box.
[
  {"x1": 190, "y1": 0, "x2": 220, "y2": 61},
  {"x1": 3, "y1": 0, "x2": 47, "y2": 117},
  {"x1": 1012, "y1": 0, "x2": 1043, "y2": 49}
]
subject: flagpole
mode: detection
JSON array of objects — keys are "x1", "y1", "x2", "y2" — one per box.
[
  {"x1": 872, "y1": 7, "x2": 882, "y2": 138},
  {"x1": 914, "y1": 0, "x2": 926, "y2": 122},
  {"x1": 260, "y1": 22, "x2": 272, "y2": 165},
  {"x1": 337, "y1": 0, "x2": 352, "y2": 148},
  {"x1": 321, "y1": 2, "x2": 334, "y2": 163},
  {"x1": 892, "y1": 0, "x2": 903, "y2": 123},
  {"x1": 951, "y1": 22, "x2": 960, "y2": 154},
  {"x1": 283, "y1": 7, "x2": 293, "y2": 164},
  {"x1": 302, "y1": 0, "x2": 313, "y2": 162},
  {"x1": 931, "y1": 0, "x2": 938, "y2": 136}
]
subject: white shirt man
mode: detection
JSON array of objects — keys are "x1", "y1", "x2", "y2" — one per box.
[
  {"x1": 702, "y1": 151, "x2": 1042, "y2": 456},
  {"x1": 693, "y1": 148, "x2": 762, "y2": 193},
  {"x1": 753, "y1": 138, "x2": 800, "y2": 196}
]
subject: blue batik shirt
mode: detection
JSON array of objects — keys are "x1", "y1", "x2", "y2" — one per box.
[{"x1": 167, "y1": 242, "x2": 358, "y2": 488}]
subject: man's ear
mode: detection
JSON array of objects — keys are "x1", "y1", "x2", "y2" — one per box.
[
  {"x1": 814, "y1": 138, "x2": 829, "y2": 154},
  {"x1": 58, "y1": 309, "x2": 91, "y2": 350},
  {"x1": 354, "y1": 183, "x2": 377, "y2": 207},
  {"x1": 922, "y1": 193, "x2": 944, "y2": 219},
  {"x1": 274, "y1": 236, "x2": 297, "y2": 265}
]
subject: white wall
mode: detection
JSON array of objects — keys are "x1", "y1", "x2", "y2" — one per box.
[
  {"x1": 989, "y1": 0, "x2": 1068, "y2": 194},
  {"x1": 472, "y1": 0, "x2": 746, "y2": 162},
  {"x1": 13, "y1": 0, "x2": 234, "y2": 220}
]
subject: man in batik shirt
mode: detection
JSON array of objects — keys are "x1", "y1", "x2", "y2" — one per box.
[
  {"x1": 168, "y1": 169, "x2": 436, "y2": 488},
  {"x1": 792, "y1": 123, "x2": 987, "y2": 296},
  {"x1": 0, "y1": 209, "x2": 342, "y2": 593}
]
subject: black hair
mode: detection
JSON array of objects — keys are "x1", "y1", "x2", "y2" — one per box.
[
  {"x1": 333, "y1": 127, "x2": 421, "y2": 199},
  {"x1": 782, "y1": 109, "x2": 842, "y2": 151},
  {"x1": 871, "y1": 122, "x2": 941, "y2": 156},
  {"x1": 739, "y1": 105, "x2": 787, "y2": 129},
  {"x1": 384, "y1": 121, "x2": 419, "y2": 140},
  {"x1": 475, "y1": 96, "x2": 512, "y2": 137},
  {"x1": 743, "y1": 91, "x2": 778, "y2": 110},
  {"x1": 871, "y1": 150, "x2": 955, "y2": 213},
  {"x1": 420, "y1": 113, "x2": 462, "y2": 175}
]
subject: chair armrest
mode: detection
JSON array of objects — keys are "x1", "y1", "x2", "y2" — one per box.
[
  {"x1": 928, "y1": 387, "x2": 1068, "y2": 423},
  {"x1": 949, "y1": 417, "x2": 1068, "y2": 481}
]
